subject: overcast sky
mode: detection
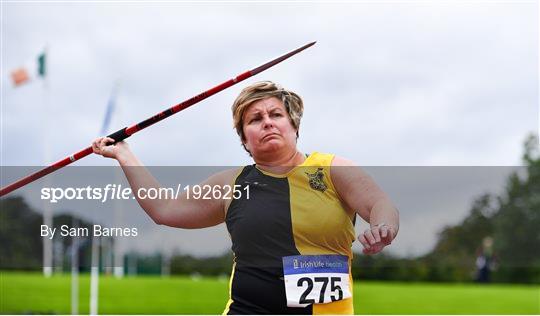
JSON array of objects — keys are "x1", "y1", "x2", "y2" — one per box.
[{"x1": 1, "y1": 1, "x2": 538, "y2": 257}]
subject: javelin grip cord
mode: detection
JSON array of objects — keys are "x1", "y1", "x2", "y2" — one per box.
[{"x1": 107, "y1": 127, "x2": 130, "y2": 145}]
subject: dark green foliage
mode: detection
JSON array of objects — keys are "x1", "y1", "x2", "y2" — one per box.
[
  {"x1": 403, "y1": 134, "x2": 540, "y2": 284},
  {"x1": 0, "y1": 197, "x2": 42, "y2": 269},
  {"x1": 0, "y1": 197, "x2": 108, "y2": 271}
]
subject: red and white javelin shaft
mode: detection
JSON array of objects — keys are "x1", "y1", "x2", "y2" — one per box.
[{"x1": 0, "y1": 41, "x2": 316, "y2": 197}]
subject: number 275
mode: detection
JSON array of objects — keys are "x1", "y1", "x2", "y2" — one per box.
[{"x1": 298, "y1": 276, "x2": 343, "y2": 304}]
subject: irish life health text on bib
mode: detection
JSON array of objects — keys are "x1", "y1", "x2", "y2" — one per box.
[{"x1": 282, "y1": 255, "x2": 351, "y2": 307}]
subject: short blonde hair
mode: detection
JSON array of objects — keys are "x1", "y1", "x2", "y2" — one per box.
[{"x1": 232, "y1": 81, "x2": 304, "y2": 151}]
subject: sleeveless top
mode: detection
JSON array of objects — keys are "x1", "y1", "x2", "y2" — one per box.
[{"x1": 223, "y1": 152, "x2": 355, "y2": 315}]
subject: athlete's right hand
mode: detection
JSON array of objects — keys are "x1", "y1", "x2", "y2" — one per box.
[{"x1": 92, "y1": 137, "x2": 129, "y2": 160}]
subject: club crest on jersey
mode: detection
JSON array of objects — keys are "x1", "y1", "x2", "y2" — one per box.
[{"x1": 305, "y1": 168, "x2": 327, "y2": 192}]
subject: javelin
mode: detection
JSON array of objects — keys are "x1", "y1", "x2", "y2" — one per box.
[{"x1": 0, "y1": 41, "x2": 316, "y2": 197}]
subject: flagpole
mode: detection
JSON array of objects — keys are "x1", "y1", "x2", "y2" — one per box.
[
  {"x1": 41, "y1": 44, "x2": 53, "y2": 278},
  {"x1": 70, "y1": 218, "x2": 79, "y2": 315},
  {"x1": 89, "y1": 80, "x2": 122, "y2": 314},
  {"x1": 102, "y1": 82, "x2": 121, "y2": 279},
  {"x1": 112, "y1": 81, "x2": 125, "y2": 279},
  {"x1": 113, "y1": 167, "x2": 125, "y2": 278},
  {"x1": 90, "y1": 235, "x2": 100, "y2": 315}
]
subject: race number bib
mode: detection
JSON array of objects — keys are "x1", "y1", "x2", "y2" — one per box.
[{"x1": 282, "y1": 255, "x2": 351, "y2": 307}]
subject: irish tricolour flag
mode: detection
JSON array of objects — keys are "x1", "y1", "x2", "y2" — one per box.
[{"x1": 10, "y1": 52, "x2": 46, "y2": 87}]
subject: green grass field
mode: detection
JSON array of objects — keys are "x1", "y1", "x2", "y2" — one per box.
[{"x1": 1, "y1": 271, "x2": 538, "y2": 314}]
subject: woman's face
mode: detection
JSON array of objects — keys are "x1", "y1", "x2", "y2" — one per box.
[{"x1": 242, "y1": 97, "x2": 298, "y2": 158}]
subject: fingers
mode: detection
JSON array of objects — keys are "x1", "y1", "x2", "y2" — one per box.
[
  {"x1": 371, "y1": 226, "x2": 382, "y2": 243},
  {"x1": 92, "y1": 137, "x2": 117, "y2": 157},
  {"x1": 363, "y1": 243, "x2": 384, "y2": 255},
  {"x1": 380, "y1": 225, "x2": 395, "y2": 245},
  {"x1": 92, "y1": 137, "x2": 103, "y2": 154},
  {"x1": 358, "y1": 224, "x2": 396, "y2": 255},
  {"x1": 358, "y1": 233, "x2": 370, "y2": 251},
  {"x1": 358, "y1": 228, "x2": 377, "y2": 253},
  {"x1": 364, "y1": 228, "x2": 376, "y2": 246},
  {"x1": 380, "y1": 225, "x2": 388, "y2": 239},
  {"x1": 380, "y1": 225, "x2": 393, "y2": 245},
  {"x1": 373, "y1": 224, "x2": 396, "y2": 245},
  {"x1": 100, "y1": 137, "x2": 113, "y2": 148},
  {"x1": 359, "y1": 234, "x2": 383, "y2": 255}
]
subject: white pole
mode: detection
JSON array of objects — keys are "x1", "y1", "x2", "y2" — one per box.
[
  {"x1": 89, "y1": 80, "x2": 120, "y2": 314},
  {"x1": 42, "y1": 201, "x2": 53, "y2": 277},
  {"x1": 42, "y1": 44, "x2": 53, "y2": 278},
  {"x1": 109, "y1": 81, "x2": 125, "y2": 279},
  {"x1": 102, "y1": 237, "x2": 112, "y2": 275},
  {"x1": 53, "y1": 236, "x2": 64, "y2": 274},
  {"x1": 71, "y1": 219, "x2": 79, "y2": 315},
  {"x1": 113, "y1": 168, "x2": 125, "y2": 278},
  {"x1": 114, "y1": 177, "x2": 125, "y2": 279},
  {"x1": 90, "y1": 236, "x2": 100, "y2": 315}
]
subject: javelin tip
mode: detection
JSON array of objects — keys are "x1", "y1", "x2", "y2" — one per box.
[
  {"x1": 298, "y1": 41, "x2": 316, "y2": 51},
  {"x1": 250, "y1": 41, "x2": 317, "y2": 76}
]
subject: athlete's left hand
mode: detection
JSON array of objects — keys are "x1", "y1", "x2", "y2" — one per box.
[{"x1": 358, "y1": 224, "x2": 396, "y2": 255}]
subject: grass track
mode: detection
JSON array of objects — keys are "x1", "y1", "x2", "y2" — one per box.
[{"x1": 1, "y1": 272, "x2": 538, "y2": 314}]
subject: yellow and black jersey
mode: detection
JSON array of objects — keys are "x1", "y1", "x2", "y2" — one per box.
[{"x1": 223, "y1": 152, "x2": 356, "y2": 315}]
